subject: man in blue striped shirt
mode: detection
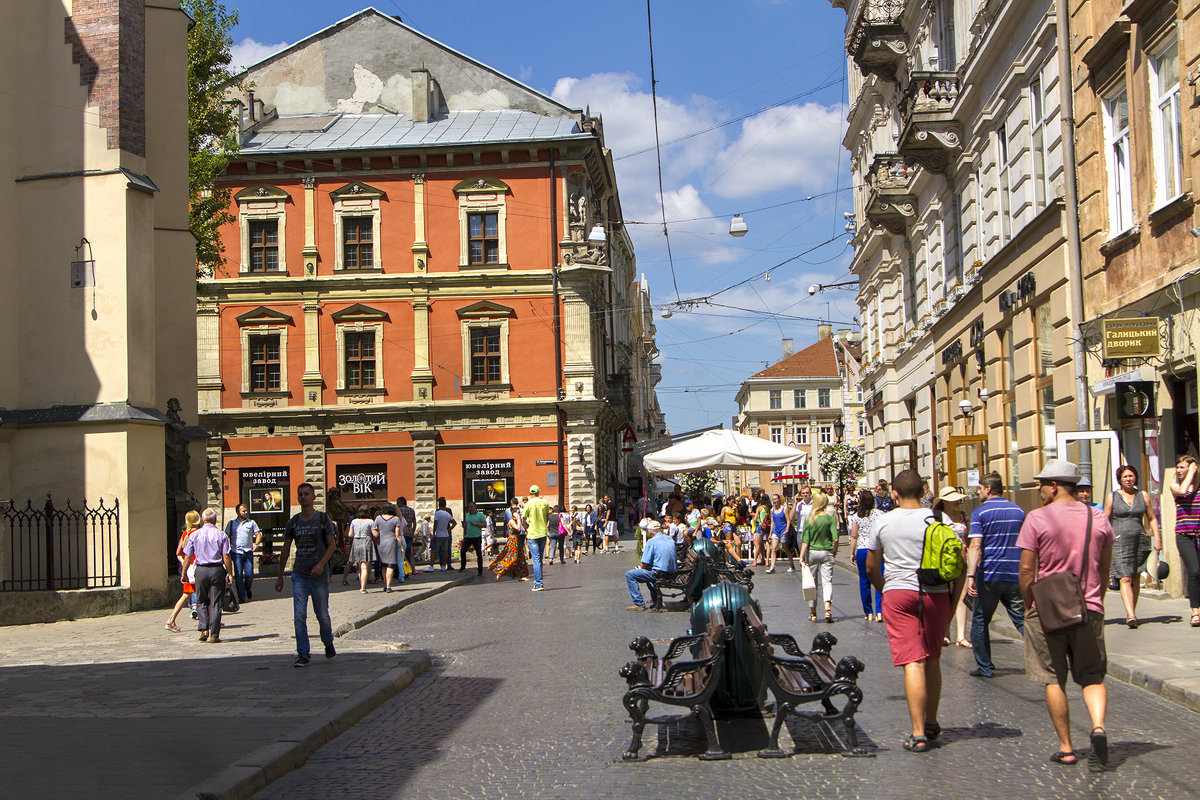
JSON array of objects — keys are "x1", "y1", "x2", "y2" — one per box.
[{"x1": 966, "y1": 472, "x2": 1026, "y2": 677}]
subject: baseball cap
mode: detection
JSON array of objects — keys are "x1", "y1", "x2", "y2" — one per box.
[{"x1": 529, "y1": 485, "x2": 540, "y2": 495}]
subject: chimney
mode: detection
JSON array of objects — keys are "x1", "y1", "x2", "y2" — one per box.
[
  {"x1": 836, "y1": 328, "x2": 851, "y2": 342},
  {"x1": 817, "y1": 323, "x2": 832, "y2": 341},
  {"x1": 411, "y1": 68, "x2": 431, "y2": 122},
  {"x1": 782, "y1": 338, "x2": 794, "y2": 358}
]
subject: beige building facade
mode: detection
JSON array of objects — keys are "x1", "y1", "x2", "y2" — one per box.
[{"x1": 0, "y1": 1, "x2": 199, "y2": 623}]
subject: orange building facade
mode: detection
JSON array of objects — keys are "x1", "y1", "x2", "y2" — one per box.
[{"x1": 196, "y1": 10, "x2": 657, "y2": 533}]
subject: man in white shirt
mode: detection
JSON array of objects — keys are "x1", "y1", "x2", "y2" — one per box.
[
  {"x1": 866, "y1": 469, "x2": 956, "y2": 754},
  {"x1": 224, "y1": 504, "x2": 262, "y2": 602},
  {"x1": 431, "y1": 497, "x2": 456, "y2": 571}
]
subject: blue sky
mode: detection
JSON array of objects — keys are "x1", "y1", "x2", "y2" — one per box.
[{"x1": 226, "y1": 1, "x2": 860, "y2": 435}]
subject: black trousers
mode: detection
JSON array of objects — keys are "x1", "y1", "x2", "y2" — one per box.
[
  {"x1": 460, "y1": 538, "x2": 484, "y2": 573},
  {"x1": 1177, "y1": 534, "x2": 1200, "y2": 606},
  {"x1": 194, "y1": 564, "x2": 227, "y2": 635}
]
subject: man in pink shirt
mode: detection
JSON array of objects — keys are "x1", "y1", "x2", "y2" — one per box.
[{"x1": 1018, "y1": 459, "x2": 1114, "y2": 771}]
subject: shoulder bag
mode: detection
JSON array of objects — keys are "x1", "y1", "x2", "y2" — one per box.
[{"x1": 1029, "y1": 506, "x2": 1092, "y2": 633}]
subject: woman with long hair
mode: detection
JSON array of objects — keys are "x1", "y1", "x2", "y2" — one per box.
[
  {"x1": 933, "y1": 486, "x2": 970, "y2": 646},
  {"x1": 1106, "y1": 464, "x2": 1162, "y2": 627},
  {"x1": 373, "y1": 503, "x2": 405, "y2": 592},
  {"x1": 490, "y1": 508, "x2": 529, "y2": 581},
  {"x1": 849, "y1": 489, "x2": 883, "y2": 622},
  {"x1": 800, "y1": 492, "x2": 838, "y2": 623},
  {"x1": 1169, "y1": 456, "x2": 1200, "y2": 627},
  {"x1": 165, "y1": 509, "x2": 201, "y2": 632}
]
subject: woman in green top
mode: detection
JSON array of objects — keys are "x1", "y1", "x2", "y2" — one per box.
[{"x1": 800, "y1": 492, "x2": 839, "y2": 623}]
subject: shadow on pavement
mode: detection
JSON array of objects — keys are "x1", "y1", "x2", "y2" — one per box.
[
  {"x1": 1104, "y1": 739, "x2": 1172, "y2": 769},
  {"x1": 0, "y1": 651, "x2": 414, "y2": 800}
]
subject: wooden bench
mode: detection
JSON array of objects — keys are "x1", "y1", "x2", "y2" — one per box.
[
  {"x1": 740, "y1": 605, "x2": 869, "y2": 758},
  {"x1": 651, "y1": 547, "x2": 701, "y2": 606},
  {"x1": 618, "y1": 606, "x2": 733, "y2": 760},
  {"x1": 706, "y1": 550, "x2": 754, "y2": 592}
]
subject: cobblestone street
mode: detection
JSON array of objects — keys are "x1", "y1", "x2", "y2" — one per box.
[{"x1": 250, "y1": 554, "x2": 1200, "y2": 800}]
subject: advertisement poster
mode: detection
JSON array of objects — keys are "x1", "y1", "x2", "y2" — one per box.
[
  {"x1": 335, "y1": 463, "x2": 389, "y2": 502},
  {"x1": 239, "y1": 467, "x2": 290, "y2": 551},
  {"x1": 461, "y1": 459, "x2": 514, "y2": 511}
]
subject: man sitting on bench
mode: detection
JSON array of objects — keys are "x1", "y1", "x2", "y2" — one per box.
[{"x1": 626, "y1": 520, "x2": 677, "y2": 611}]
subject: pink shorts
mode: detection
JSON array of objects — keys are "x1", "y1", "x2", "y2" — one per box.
[{"x1": 882, "y1": 589, "x2": 952, "y2": 667}]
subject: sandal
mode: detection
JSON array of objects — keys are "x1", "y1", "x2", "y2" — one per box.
[
  {"x1": 164, "y1": 622, "x2": 181, "y2": 633},
  {"x1": 902, "y1": 735, "x2": 930, "y2": 753},
  {"x1": 1191, "y1": 613, "x2": 1200, "y2": 628},
  {"x1": 1090, "y1": 727, "x2": 1108, "y2": 769},
  {"x1": 924, "y1": 722, "x2": 942, "y2": 741},
  {"x1": 1126, "y1": 617, "x2": 1139, "y2": 629},
  {"x1": 1050, "y1": 751, "x2": 1078, "y2": 765},
  {"x1": 809, "y1": 611, "x2": 818, "y2": 622},
  {"x1": 956, "y1": 638, "x2": 973, "y2": 648},
  {"x1": 824, "y1": 613, "x2": 834, "y2": 624}
]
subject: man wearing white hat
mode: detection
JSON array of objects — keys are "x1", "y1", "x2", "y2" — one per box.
[
  {"x1": 1018, "y1": 459, "x2": 1115, "y2": 770},
  {"x1": 625, "y1": 519, "x2": 676, "y2": 610}
]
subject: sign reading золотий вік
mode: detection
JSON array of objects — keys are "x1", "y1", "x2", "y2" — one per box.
[{"x1": 1102, "y1": 317, "x2": 1161, "y2": 359}]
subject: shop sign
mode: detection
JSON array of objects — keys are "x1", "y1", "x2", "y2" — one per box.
[
  {"x1": 240, "y1": 467, "x2": 289, "y2": 517},
  {"x1": 998, "y1": 273, "x2": 1036, "y2": 312},
  {"x1": 462, "y1": 459, "x2": 514, "y2": 509},
  {"x1": 335, "y1": 463, "x2": 388, "y2": 502},
  {"x1": 1115, "y1": 381, "x2": 1156, "y2": 421},
  {"x1": 1103, "y1": 317, "x2": 1161, "y2": 359},
  {"x1": 941, "y1": 339, "x2": 962, "y2": 366}
]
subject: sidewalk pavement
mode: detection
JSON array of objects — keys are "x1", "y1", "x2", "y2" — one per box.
[
  {"x1": 0, "y1": 566, "x2": 476, "y2": 800},
  {"x1": 989, "y1": 585, "x2": 1200, "y2": 713}
]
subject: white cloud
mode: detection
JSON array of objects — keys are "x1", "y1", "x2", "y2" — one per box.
[
  {"x1": 708, "y1": 103, "x2": 847, "y2": 198},
  {"x1": 230, "y1": 38, "x2": 290, "y2": 73}
]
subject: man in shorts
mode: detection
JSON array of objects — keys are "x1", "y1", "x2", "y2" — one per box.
[
  {"x1": 866, "y1": 469, "x2": 954, "y2": 753},
  {"x1": 601, "y1": 494, "x2": 620, "y2": 553},
  {"x1": 1018, "y1": 459, "x2": 1114, "y2": 770}
]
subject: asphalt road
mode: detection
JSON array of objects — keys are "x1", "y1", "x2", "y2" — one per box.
[{"x1": 248, "y1": 552, "x2": 1200, "y2": 800}]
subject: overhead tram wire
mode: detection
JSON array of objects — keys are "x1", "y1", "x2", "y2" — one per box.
[{"x1": 646, "y1": 0, "x2": 680, "y2": 302}]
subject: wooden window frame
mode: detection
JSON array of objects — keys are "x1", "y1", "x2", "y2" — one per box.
[
  {"x1": 247, "y1": 219, "x2": 279, "y2": 273},
  {"x1": 469, "y1": 325, "x2": 503, "y2": 385},
  {"x1": 344, "y1": 330, "x2": 376, "y2": 390},
  {"x1": 769, "y1": 389, "x2": 782, "y2": 410},
  {"x1": 341, "y1": 215, "x2": 375, "y2": 271},
  {"x1": 248, "y1": 333, "x2": 282, "y2": 393},
  {"x1": 818, "y1": 388, "x2": 832, "y2": 408},
  {"x1": 466, "y1": 212, "x2": 500, "y2": 266}
]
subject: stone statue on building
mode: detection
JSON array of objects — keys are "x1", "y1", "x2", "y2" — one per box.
[{"x1": 164, "y1": 398, "x2": 191, "y2": 495}]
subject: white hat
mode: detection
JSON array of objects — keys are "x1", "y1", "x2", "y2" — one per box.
[
  {"x1": 646, "y1": 520, "x2": 662, "y2": 531},
  {"x1": 937, "y1": 486, "x2": 966, "y2": 502},
  {"x1": 1033, "y1": 459, "x2": 1081, "y2": 484}
]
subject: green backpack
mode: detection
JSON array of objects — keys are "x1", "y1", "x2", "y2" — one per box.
[{"x1": 917, "y1": 514, "x2": 965, "y2": 586}]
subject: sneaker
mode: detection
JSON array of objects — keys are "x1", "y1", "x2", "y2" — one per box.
[
  {"x1": 190, "y1": 609, "x2": 198, "y2": 620},
  {"x1": 325, "y1": 645, "x2": 337, "y2": 659},
  {"x1": 531, "y1": 586, "x2": 544, "y2": 592},
  {"x1": 786, "y1": 567, "x2": 795, "y2": 573},
  {"x1": 766, "y1": 567, "x2": 775, "y2": 574},
  {"x1": 968, "y1": 669, "x2": 993, "y2": 678},
  {"x1": 294, "y1": 655, "x2": 310, "y2": 668}
]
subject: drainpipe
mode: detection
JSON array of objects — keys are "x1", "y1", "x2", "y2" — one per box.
[
  {"x1": 1057, "y1": 0, "x2": 1091, "y2": 477},
  {"x1": 550, "y1": 150, "x2": 566, "y2": 503}
]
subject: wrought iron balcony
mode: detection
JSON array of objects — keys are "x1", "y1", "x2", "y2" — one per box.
[
  {"x1": 898, "y1": 72, "x2": 962, "y2": 174},
  {"x1": 865, "y1": 153, "x2": 916, "y2": 235},
  {"x1": 846, "y1": 0, "x2": 909, "y2": 82}
]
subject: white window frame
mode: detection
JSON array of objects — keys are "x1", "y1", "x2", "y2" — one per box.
[
  {"x1": 335, "y1": 323, "x2": 385, "y2": 394},
  {"x1": 240, "y1": 326, "x2": 289, "y2": 395},
  {"x1": 818, "y1": 388, "x2": 831, "y2": 408},
  {"x1": 333, "y1": 204, "x2": 382, "y2": 271},
  {"x1": 1149, "y1": 34, "x2": 1182, "y2": 207},
  {"x1": 996, "y1": 124, "x2": 1014, "y2": 243},
  {"x1": 797, "y1": 427, "x2": 809, "y2": 446},
  {"x1": 769, "y1": 425, "x2": 783, "y2": 444},
  {"x1": 819, "y1": 424, "x2": 833, "y2": 445},
  {"x1": 769, "y1": 389, "x2": 782, "y2": 409},
  {"x1": 1103, "y1": 86, "x2": 1134, "y2": 235},
  {"x1": 460, "y1": 318, "x2": 511, "y2": 389},
  {"x1": 795, "y1": 389, "x2": 806, "y2": 409},
  {"x1": 237, "y1": 190, "x2": 288, "y2": 275},
  {"x1": 1030, "y1": 71, "x2": 1053, "y2": 212},
  {"x1": 457, "y1": 188, "x2": 509, "y2": 268}
]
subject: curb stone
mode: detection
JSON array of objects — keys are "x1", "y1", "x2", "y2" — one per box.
[
  {"x1": 333, "y1": 572, "x2": 476, "y2": 636},
  {"x1": 176, "y1": 651, "x2": 432, "y2": 800}
]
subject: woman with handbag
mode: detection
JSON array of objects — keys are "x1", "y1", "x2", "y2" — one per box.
[
  {"x1": 164, "y1": 510, "x2": 201, "y2": 632},
  {"x1": 348, "y1": 505, "x2": 378, "y2": 594},
  {"x1": 849, "y1": 489, "x2": 883, "y2": 622},
  {"x1": 800, "y1": 492, "x2": 838, "y2": 623},
  {"x1": 1104, "y1": 465, "x2": 1161, "y2": 628}
]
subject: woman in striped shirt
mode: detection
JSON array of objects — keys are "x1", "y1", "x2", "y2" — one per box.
[{"x1": 1168, "y1": 455, "x2": 1200, "y2": 627}]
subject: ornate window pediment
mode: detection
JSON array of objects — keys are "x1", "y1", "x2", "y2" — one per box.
[
  {"x1": 331, "y1": 303, "x2": 390, "y2": 323},
  {"x1": 453, "y1": 176, "x2": 510, "y2": 195},
  {"x1": 456, "y1": 300, "x2": 515, "y2": 319},
  {"x1": 234, "y1": 184, "x2": 290, "y2": 202},
  {"x1": 329, "y1": 181, "x2": 387, "y2": 201},
  {"x1": 235, "y1": 306, "x2": 294, "y2": 326}
]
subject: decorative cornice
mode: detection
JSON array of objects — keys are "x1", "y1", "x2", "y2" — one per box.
[
  {"x1": 234, "y1": 184, "x2": 290, "y2": 202},
  {"x1": 330, "y1": 303, "x2": 389, "y2": 323},
  {"x1": 452, "y1": 176, "x2": 511, "y2": 195},
  {"x1": 235, "y1": 305, "x2": 295, "y2": 326},
  {"x1": 329, "y1": 180, "x2": 387, "y2": 201}
]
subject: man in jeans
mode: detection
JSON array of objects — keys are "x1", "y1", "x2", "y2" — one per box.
[
  {"x1": 225, "y1": 503, "x2": 261, "y2": 602},
  {"x1": 522, "y1": 485, "x2": 550, "y2": 591},
  {"x1": 625, "y1": 520, "x2": 676, "y2": 610},
  {"x1": 275, "y1": 483, "x2": 338, "y2": 668},
  {"x1": 396, "y1": 496, "x2": 417, "y2": 565},
  {"x1": 431, "y1": 497, "x2": 456, "y2": 571},
  {"x1": 966, "y1": 472, "x2": 1026, "y2": 678}
]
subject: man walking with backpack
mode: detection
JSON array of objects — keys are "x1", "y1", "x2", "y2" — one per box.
[
  {"x1": 1018, "y1": 459, "x2": 1114, "y2": 769},
  {"x1": 966, "y1": 472, "x2": 1026, "y2": 677},
  {"x1": 275, "y1": 483, "x2": 339, "y2": 667},
  {"x1": 866, "y1": 469, "x2": 960, "y2": 753}
]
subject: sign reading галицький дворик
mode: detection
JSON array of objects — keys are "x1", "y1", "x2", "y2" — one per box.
[{"x1": 1102, "y1": 317, "x2": 1161, "y2": 359}]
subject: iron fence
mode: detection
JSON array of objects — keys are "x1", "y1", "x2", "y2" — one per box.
[{"x1": 0, "y1": 496, "x2": 121, "y2": 591}]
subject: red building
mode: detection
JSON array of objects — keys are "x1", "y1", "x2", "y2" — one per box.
[{"x1": 196, "y1": 10, "x2": 656, "y2": 532}]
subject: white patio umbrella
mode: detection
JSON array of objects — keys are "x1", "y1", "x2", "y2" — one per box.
[{"x1": 642, "y1": 429, "x2": 808, "y2": 475}]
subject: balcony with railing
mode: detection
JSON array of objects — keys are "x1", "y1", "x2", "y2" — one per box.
[
  {"x1": 898, "y1": 72, "x2": 962, "y2": 174},
  {"x1": 864, "y1": 154, "x2": 916, "y2": 235},
  {"x1": 845, "y1": 0, "x2": 909, "y2": 82}
]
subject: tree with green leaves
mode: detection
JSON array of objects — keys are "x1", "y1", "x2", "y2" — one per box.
[
  {"x1": 817, "y1": 442, "x2": 864, "y2": 495},
  {"x1": 184, "y1": 0, "x2": 243, "y2": 278},
  {"x1": 679, "y1": 471, "x2": 719, "y2": 505}
]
